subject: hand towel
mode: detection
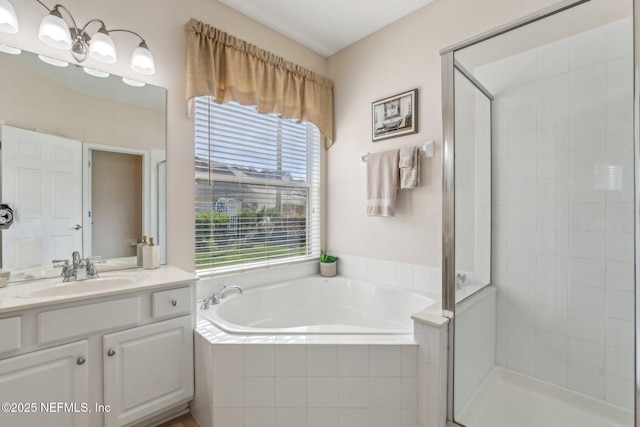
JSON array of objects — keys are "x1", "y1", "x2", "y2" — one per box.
[
  {"x1": 367, "y1": 150, "x2": 400, "y2": 217},
  {"x1": 399, "y1": 146, "x2": 420, "y2": 189}
]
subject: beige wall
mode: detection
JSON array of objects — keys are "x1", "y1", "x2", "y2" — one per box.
[
  {"x1": 0, "y1": 54, "x2": 164, "y2": 150},
  {"x1": 326, "y1": 0, "x2": 559, "y2": 266},
  {"x1": 0, "y1": 0, "x2": 327, "y2": 272},
  {"x1": 0, "y1": 0, "x2": 564, "y2": 272},
  {"x1": 91, "y1": 151, "x2": 142, "y2": 258}
]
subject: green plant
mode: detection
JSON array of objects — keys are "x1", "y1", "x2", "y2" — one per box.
[{"x1": 320, "y1": 250, "x2": 338, "y2": 263}]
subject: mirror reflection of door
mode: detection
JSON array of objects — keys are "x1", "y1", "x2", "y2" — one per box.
[
  {"x1": 89, "y1": 150, "x2": 143, "y2": 259},
  {"x1": 1, "y1": 125, "x2": 82, "y2": 270}
]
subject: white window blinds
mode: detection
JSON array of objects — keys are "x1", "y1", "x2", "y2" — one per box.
[{"x1": 194, "y1": 98, "x2": 321, "y2": 273}]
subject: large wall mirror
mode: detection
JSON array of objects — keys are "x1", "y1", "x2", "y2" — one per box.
[{"x1": 0, "y1": 49, "x2": 167, "y2": 282}]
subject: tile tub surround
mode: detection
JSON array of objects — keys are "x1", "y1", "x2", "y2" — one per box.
[
  {"x1": 413, "y1": 318, "x2": 449, "y2": 427},
  {"x1": 192, "y1": 320, "x2": 420, "y2": 427},
  {"x1": 193, "y1": 313, "x2": 449, "y2": 427},
  {"x1": 194, "y1": 258, "x2": 448, "y2": 426}
]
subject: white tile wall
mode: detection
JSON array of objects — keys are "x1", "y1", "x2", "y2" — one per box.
[
  {"x1": 479, "y1": 17, "x2": 634, "y2": 409},
  {"x1": 334, "y1": 254, "x2": 442, "y2": 296},
  {"x1": 198, "y1": 256, "x2": 442, "y2": 305}
]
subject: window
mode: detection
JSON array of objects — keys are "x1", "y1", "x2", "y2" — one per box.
[{"x1": 194, "y1": 98, "x2": 321, "y2": 273}]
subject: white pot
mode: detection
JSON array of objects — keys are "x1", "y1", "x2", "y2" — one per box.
[{"x1": 320, "y1": 261, "x2": 337, "y2": 277}]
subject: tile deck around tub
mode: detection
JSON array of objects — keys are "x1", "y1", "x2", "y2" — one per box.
[{"x1": 196, "y1": 319, "x2": 416, "y2": 345}]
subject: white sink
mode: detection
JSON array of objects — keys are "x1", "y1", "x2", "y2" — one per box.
[{"x1": 20, "y1": 276, "x2": 139, "y2": 298}]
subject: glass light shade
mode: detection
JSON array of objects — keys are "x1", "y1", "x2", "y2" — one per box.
[
  {"x1": 0, "y1": 44, "x2": 20, "y2": 54},
  {"x1": 131, "y1": 43, "x2": 155, "y2": 75},
  {"x1": 38, "y1": 54, "x2": 68, "y2": 67},
  {"x1": 89, "y1": 29, "x2": 116, "y2": 63},
  {"x1": 83, "y1": 67, "x2": 109, "y2": 78},
  {"x1": 122, "y1": 77, "x2": 145, "y2": 87},
  {"x1": 39, "y1": 10, "x2": 72, "y2": 50},
  {"x1": 0, "y1": 0, "x2": 18, "y2": 34}
]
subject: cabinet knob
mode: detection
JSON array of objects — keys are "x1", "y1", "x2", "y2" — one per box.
[
  {"x1": 171, "y1": 300, "x2": 178, "y2": 306},
  {"x1": 107, "y1": 349, "x2": 116, "y2": 357},
  {"x1": 77, "y1": 357, "x2": 86, "y2": 365}
]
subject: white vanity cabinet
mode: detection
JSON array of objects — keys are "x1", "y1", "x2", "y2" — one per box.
[
  {"x1": 103, "y1": 315, "x2": 193, "y2": 427},
  {"x1": 0, "y1": 340, "x2": 89, "y2": 427},
  {"x1": 0, "y1": 268, "x2": 196, "y2": 427}
]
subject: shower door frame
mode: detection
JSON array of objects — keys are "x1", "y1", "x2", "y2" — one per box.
[{"x1": 440, "y1": 0, "x2": 639, "y2": 425}]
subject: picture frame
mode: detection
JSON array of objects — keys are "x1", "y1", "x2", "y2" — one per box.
[{"x1": 372, "y1": 89, "x2": 418, "y2": 142}]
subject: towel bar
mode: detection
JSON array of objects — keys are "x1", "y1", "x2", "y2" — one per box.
[{"x1": 361, "y1": 140, "x2": 434, "y2": 163}]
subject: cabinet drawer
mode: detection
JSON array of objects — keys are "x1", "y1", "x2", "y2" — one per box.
[
  {"x1": 152, "y1": 287, "x2": 192, "y2": 319},
  {"x1": 38, "y1": 297, "x2": 141, "y2": 344},
  {"x1": 0, "y1": 316, "x2": 21, "y2": 354}
]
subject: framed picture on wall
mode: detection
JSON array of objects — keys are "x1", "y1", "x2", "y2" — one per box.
[{"x1": 372, "y1": 89, "x2": 418, "y2": 142}]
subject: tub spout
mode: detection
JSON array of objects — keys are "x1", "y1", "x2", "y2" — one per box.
[
  {"x1": 208, "y1": 285, "x2": 244, "y2": 305},
  {"x1": 220, "y1": 285, "x2": 243, "y2": 299}
]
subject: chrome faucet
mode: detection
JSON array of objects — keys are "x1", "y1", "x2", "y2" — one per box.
[
  {"x1": 220, "y1": 285, "x2": 243, "y2": 299},
  {"x1": 72, "y1": 251, "x2": 82, "y2": 272},
  {"x1": 455, "y1": 272, "x2": 467, "y2": 291},
  {"x1": 200, "y1": 285, "x2": 244, "y2": 309},
  {"x1": 79, "y1": 258, "x2": 100, "y2": 280},
  {"x1": 54, "y1": 253, "x2": 104, "y2": 282}
]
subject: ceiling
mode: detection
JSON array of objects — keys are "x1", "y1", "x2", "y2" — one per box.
[{"x1": 217, "y1": 0, "x2": 436, "y2": 57}]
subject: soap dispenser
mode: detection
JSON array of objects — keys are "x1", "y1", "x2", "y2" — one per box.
[
  {"x1": 136, "y1": 236, "x2": 148, "y2": 266},
  {"x1": 143, "y1": 237, "x2": 160, "y2": 269}
]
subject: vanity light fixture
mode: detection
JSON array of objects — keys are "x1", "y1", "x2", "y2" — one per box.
[
  {"x1": 36, "y1": 0, "x2": 155, "y2": 75},
  {"x1": 0, "y1": 0, "x2": 18, "y2": 34}
]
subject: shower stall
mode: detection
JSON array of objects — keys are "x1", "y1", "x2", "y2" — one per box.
[{"x1": 441, "y1": 0, "x2": 637, "y2": 426}]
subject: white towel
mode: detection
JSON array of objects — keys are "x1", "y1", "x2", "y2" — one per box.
[
  {"x1": 367, "y1": 150, "x2": 399, "y2": 217},
  {"x1": 399, "y1": 146, "x2": 420, "y2": 189}
]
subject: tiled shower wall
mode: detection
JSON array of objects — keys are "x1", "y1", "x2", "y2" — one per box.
[{"x1": 477, "y1": 17, "x2": 634, "y2": 409}]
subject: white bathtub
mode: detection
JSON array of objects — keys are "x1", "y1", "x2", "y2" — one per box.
[{"x1": 198, "y1": 275, "x2": 436, "y2": 335}]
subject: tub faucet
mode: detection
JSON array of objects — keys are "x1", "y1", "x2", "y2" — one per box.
[
  {"x1": 220, "y1": 285, "x2": 243, "y2": 299},
  {"x1": 199, "y1": 297, "x2": 210, "y2": 310},
  {"x1": 207, "y1": 285, "x2": 244, "y2": 305}
]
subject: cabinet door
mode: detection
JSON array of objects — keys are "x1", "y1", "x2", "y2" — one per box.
[
  {"x1": 103, "y1": 316, "x2": 193, "y2": 427},
  {"x1": 0, "y1": 340, "x2": 89, "y2": 427}
]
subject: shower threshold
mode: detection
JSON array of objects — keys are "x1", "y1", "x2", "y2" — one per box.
[{"x1": 455, "y1": 366, "x2": 633, "y2": 427}]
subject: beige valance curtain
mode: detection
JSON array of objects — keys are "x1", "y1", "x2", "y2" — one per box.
[{"x1": 185, "y1": 18, "x2": 334, "y2": 147}]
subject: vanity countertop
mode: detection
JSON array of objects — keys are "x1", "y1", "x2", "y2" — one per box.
[{"x1": 0, "y1": 265, "x2": 197, "y2": 314}]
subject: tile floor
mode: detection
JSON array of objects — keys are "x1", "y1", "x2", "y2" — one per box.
[{"x1": 157, "y1": 412, "x2": 200, "y2": 427}]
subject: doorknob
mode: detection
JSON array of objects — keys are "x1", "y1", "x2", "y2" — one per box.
[{"x1": 71, "y1": 224, "x2": 82, "y2": 230}]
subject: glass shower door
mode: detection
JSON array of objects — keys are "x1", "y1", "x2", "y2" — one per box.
[
  {"x1": 452, "y1": 65, "x2": 494, "y2": 418},
  {"x1": 444, "y1": 0, "x2": 636, "y2": 426}
]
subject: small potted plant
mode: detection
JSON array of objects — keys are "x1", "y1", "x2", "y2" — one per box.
[{"x1": 320, "y1": 250, "x2": 338, "y2": 277}]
